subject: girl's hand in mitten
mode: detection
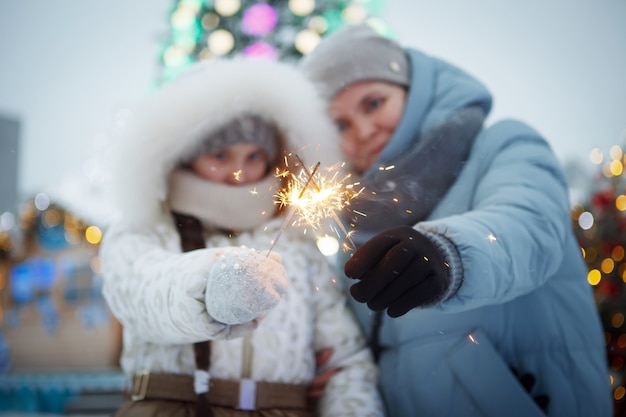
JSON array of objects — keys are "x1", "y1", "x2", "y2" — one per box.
[
  {"x1": 205, "y1": 248, "x2": 288, "y2": 325},
  {"x1": 345, "y1": 226, "x2": 450, "y2": 317}
]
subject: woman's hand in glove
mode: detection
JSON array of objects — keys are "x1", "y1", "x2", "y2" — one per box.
[
  {"x1": 345, "y1": 226, "x2": 450, "y2": 317},
  {"x1": 205, "y1": 247, "x2": 288, "y2": 325}
]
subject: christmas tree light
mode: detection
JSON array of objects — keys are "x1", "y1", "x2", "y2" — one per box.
[
  {"x1": 156, "y1": 0, "x2": 389, "y2": 85},
  {"x1": 571, "y1": 140, "x2": 626, "y2": 415}
]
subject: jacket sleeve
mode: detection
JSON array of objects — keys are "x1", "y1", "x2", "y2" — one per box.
[
  {"x1": 309, "y1": 250, "x2": 385, "y2": 417},
  {"x1": 100, "y1": 222, "x2": 257, "y2": 344},
  {"x1": 419, "y1": 120, "x2": 574, "y2": 312}
]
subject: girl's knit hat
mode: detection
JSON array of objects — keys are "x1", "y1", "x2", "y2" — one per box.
[
  {"x1": 184, "y1": 115, "x2": 279, "y2": 164},
  {"x1": 299, "y1": 24, "x2": 410, "y2": 100}
]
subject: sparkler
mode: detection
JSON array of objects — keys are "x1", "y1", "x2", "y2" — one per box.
[{"x1": 266, "y1": 154, "x2": 362, "y2": 256}]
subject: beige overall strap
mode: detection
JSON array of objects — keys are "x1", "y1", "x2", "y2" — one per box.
[{"x1": 241, "y1": 333, "x2": 253, "y2": 379}]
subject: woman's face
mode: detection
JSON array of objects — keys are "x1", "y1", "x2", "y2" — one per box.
[
  {"x1": 329, "y1": 80, "x2": 406, "y2": 173},
  {"x1": 190, "y1": 143, "x2": 270, "y2": 185}
]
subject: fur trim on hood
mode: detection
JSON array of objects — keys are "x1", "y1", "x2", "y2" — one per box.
[{"x1": 108, "y1": 57, "x2": 342, "y2": 228}]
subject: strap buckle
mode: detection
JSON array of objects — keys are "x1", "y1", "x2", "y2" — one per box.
[
  {"x1": 237, "y1": 378, "x2": 257, "y2": 410},
  {"x1": 131, "y1": 370, "x2": 151, "y2": 401}
]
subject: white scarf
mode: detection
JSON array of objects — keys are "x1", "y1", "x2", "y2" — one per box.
[{"x1": 167, "y1": 169, "x2": 280, "y2": 231}]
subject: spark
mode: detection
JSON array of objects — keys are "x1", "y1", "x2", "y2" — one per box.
[
  {"x1": 267, "y1": 154, "x2": 363, "y2": 256},
  {"x1": 275, "y1": 157, "x2": 361, "y2": 232},
  {"x1": 233, "y1": 170, "x2": 242, "y2": 181},
  {"x1": 486, "y1": 233, "x2": 497, "y2": 243}
]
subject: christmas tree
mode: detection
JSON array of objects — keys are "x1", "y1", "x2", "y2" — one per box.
[
  {"x1": 156, "y1": 0, "x2": 389, "y2": 85},
  {"x1": 571, "y1": 142, "x2": 626, "y2": 416}
]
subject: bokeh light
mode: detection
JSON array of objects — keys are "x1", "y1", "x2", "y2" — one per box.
[
  {"x1": 587, "y1": 269, "x2": 601, "y2": 286},
  {"x1": 242, "y1": 41, "x2": 278, "y2": 59},
  {"x1": 610, "y1": 145, "x2": 623, "y2": 161},
  {"x1": 602, "y1": 258, "x2": 615, "y2": 274},
  {"x1": 294, "y1": 29, "x2": 320, "y2": 54},
  {"x1": 316, "y1": 235, "x2": 339, "y2": 256},
  {"x1": 289, "y1": 0, "x2": 316, "y2": 16},
  {"x1": 241, "y1": 4, "x2": 278, "y2": 36},
  {"x1": 308, "y1": 16, "x2": 328, "y2": 34},
  {"x1": 34, "y1": 193, "x2": 50, "y2": 211},
  {"x1": 610, "y1": 159, "x2": 624, "y2": 176},
  {"x1": 214, "y1": 0, "x2": 241, "y2": 16},
  {"x1": 590, "y1": 148, "x2": 603, "y2": 165},
  {"x1": 85, "y1": 225, "x2": 102, "y2": 245},
  {"x1": 341, "y1": 4, "x2": 368, "y2": 23},
  {"x1": 201, "y1": 12, "x2": 220, "y2": 30},
  {"x1": 613, "y1": 246, "x2": 625, "y2": 262},
  {"x1": 171, "y1": 6, "x2": 197, "y2": 29},
  {"x1": 208, "y1": 29, "x2": 235, "y2": 55},
  {"x1": 578, "y1": 211, "x2": 594, "y2": 230},
  {"x1": 0, "y1": 212, "x2": 15, "y2": 230},
  {"x1": 163, "y1": 45, "x2": 189, "y2": 67}
]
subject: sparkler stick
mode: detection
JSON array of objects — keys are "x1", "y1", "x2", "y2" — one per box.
[
  {"x1": 297, "y1": 161, "x2": 320, "y2": 199},
  {"x1": 294, "y1": 154, "x2": 320, "y2": 193},
  {"x1": 266, "y1": 206, "x2": 297, "y2": 257},
  {"x1": 329, "y1": 211, "x2": 357, "y2": 251},
  {"x1": 266, "y1": 162, "x2": 318, "y2": 256}
]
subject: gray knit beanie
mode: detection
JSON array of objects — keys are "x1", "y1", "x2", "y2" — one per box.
[
  {"x1": 299, "y1": 24, "x2": 410, "y2": 100},
  {"x1": 187, "y1": 115, "x2": 279, "y2": 163}
]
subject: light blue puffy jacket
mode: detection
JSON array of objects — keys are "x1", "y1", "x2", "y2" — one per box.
[{"x1": 340, "y1": 49, "x2": 612, "y2": 417}]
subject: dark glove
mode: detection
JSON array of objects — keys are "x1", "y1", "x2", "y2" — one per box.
[{"x1": 345, "y1": 226, "x2": 450, "y2": 317}]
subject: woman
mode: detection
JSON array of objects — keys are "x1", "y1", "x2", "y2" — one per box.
[{"x1": 299, "y1": 24, "x2": 611, "y2": 417}]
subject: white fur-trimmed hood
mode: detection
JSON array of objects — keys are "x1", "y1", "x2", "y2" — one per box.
[{"x1": 109, "y1": 57, "x2": 342, "y2": 228}]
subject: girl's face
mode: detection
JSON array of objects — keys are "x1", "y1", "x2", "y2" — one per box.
[
  {"x1": 190, "y1": 143, "x2": 270, "y2": 185},
  {"x1": 329, "y1": 80, "x2": 406, "y2": 173}
]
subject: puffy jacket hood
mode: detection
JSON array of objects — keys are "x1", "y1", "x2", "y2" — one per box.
[
  {"x1": 108, "y1": 57, "x2": 342, "y2": 228},
  {"x1": 375, "y1": 49, "x2": 493, "y2": 167}
]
